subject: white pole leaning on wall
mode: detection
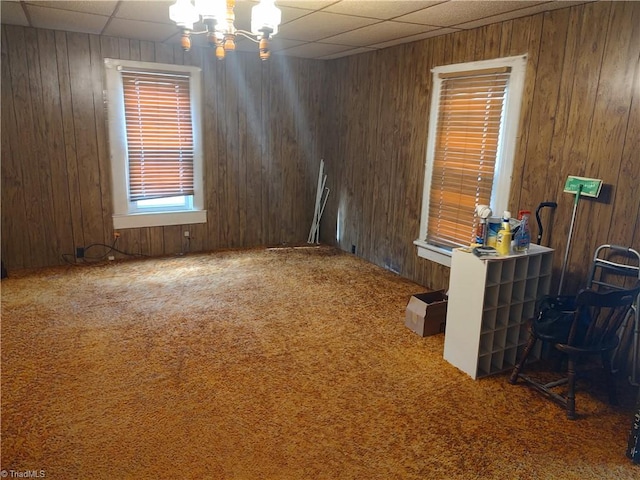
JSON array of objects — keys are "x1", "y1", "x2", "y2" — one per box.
[{"x1": 308, "y1": 159, "x2": 329, "y2": 244}]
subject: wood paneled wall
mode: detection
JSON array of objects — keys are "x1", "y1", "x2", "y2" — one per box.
[
  {"x1": 1, "y1": 25, "x2": 323, "y2": 269},
  {"x1": 320, "y1": 1, "x2": 640, "y2": 293},
  {"x1": 2, "y1": 2, "x2": 639, "y2": 296}
]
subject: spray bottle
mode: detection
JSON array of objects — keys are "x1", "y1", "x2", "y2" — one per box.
[
  {"x1": 495, "y1": 211, "x2": 512, "y2": 256},
  {"x1": 514, "y1": 210, "x2": 531, "y2": 252}
]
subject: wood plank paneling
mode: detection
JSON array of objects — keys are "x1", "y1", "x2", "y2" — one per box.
[
  {"x1": 2, "y1": 1, "x2": 639, "y2": 296},
  {"x1": 38, "y1": 28, "x2": 77, "y2": 263},
  {"x1": 236, "y1": 57, "x2": 249, "y2": 247},
  {"x1": 1, "y1": 27, "x2": 29, "y2": 268},
  {"x1": 575, "y1": 0, "x2": 640, "y2": 273},
  {"x1": 24, "y1": 28, "x2": 59, "y2": 266},
  {"x1": 514, "y1": 8, "x2": 570, "y2": 225},
  {"x1": 6, "y1": 26, "x2": 47, "y2": 268},
  {"x1": 203, "y1": 49, "x2": 220, "y2": 251},
  {"x1": 360, "y1": 53, "x2": 382, "y2": 260},
  {"x1": 90, "y1": 35, "x2": 114, "y2": 248},
  {"x1": 223, "y1": 56, "x2": 241, "y2": 248},
  {"x1": 507, "y1": 14, "x2": 543, "y2": 213},
  {"x1": 66, "y1": 32, "x2": 105, "y2": 248},
  {"x1": 542, "y1": 4, "x2": 584, "y2": 249},
  {"x1": 267, "y1": 57, "x2": 283, "y2": 245},
  {"x1": 54, "y1": 30, "x2": 85, "y2": 261},
  {"x1": 541, "y1": 1, "x2": 611, "y2": 291},
  {"x1": 2, "y1": 27, "x2": 323, "y2": 270},
  {"x1": 317, "y1": 1, "x2": 640, "y2": 293},
  {"x1": 613, "y1": 42, "x2": 640, "y2": 266},
  {"x1": 244, "y1": 58, "x2": 263, "y2": 246},
  {"x1": 401, "y1": 41, "x2": 432, "y2": 282}
]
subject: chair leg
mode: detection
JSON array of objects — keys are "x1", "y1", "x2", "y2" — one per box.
[
  {"x1": 566, "y1": 357, "x2": 577, "y2": 420},
  {"x1": 510, "y1": 330, "x2": 537, "y2": 384},
  {"x1": 602, "y1": 353, "x2": 618, "y2": 405}
]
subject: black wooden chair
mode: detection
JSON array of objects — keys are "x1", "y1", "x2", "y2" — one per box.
[
  {"x1": 510, "y1": 284, "x2": 640, "y2": 420},
  {"x1": 509, "y1": 294, "x2": 577, "y2": 384}
]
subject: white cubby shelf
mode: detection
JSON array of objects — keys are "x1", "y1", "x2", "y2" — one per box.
[{"x1": 443, "y1": 244, "x2": 554, "y2": 379}]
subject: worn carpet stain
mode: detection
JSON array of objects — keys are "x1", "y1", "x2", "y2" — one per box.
[{"x1": 1, "y1": 246, "x2": 638, "y2": 479}]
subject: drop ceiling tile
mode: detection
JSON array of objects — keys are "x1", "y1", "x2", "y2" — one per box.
[
  {"x1": 277, "y1": 11, "x2": 378, "y2": 42},
  {"x1": 278, "y1": 5, "x2": 317, "y2": 23},
  {"x1": 319, "y1": 46, "x2": 377, "y2": 60},
  {"x1": 396, "y1": 0, "x2": 546, "y2": 27},
  {"x1": 26, "y1": 1, "x2": 118, "y2": 16},
  {"x1": 275, "y1": 1, "x2": 339, "y2": 10},
  {"x1": 234, "y1": 35, "x2": 304, "y2": 52},
  {"x1": 324, "y1": 0, "x2": 446, "y2": 20},
  {"x1": 1, "y1": 1, "x2": 30, "y2": 27},
  {"x1": 453, "y1": 1, "x2": 594, "y2": 29},
  {"x1": 26, "y1": 5, "x2": 109, "y2": 34},
  {"x1": 0, "y1": 0, "x2": 600, "y2": 62},
  {"x1": 320, "y1": 20, "x2": 438, "y2": 47},
  {"x1": 370, "y1": 27, "x2": 459, "y2": 49},
  {"x1": 275, "y1": 41, "x2": 355, "y2": 59},
  {"x1": 115, "y1": 1, "x2": 175, "y2": 24},
  {"x1": 265, "y1": 36, "x2": 305, "y2": 52},
  {"x1": 103, "y1": 18, "x2": 179, "y2": 42}
]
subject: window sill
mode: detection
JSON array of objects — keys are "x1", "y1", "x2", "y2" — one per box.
[
  {"x1": 113, "y1": 210, "x2": 207, "y2": 229},
  {"x1": 414, "y1": 239, "x2": 453, "y2": 267}
]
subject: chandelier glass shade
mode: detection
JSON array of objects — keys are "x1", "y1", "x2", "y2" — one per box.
[{"x1": 169, "y1": 0, "x2": 282, "y2": 60}]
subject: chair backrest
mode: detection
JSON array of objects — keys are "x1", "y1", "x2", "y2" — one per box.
[{"x1": 568, "y1": 284, "x2": 640, "y2": 349}]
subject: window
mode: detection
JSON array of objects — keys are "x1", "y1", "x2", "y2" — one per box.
[
  {"x1": 415, "y1": 55, "x2": 527, "y2": 266},
  {"x1": 104, "y1": 58, "x2": 206, "y2": 229}
]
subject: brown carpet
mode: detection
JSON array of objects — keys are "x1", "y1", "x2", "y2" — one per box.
[{"x1": 1, "y1": 246, "x2": 638, "y2": 479}]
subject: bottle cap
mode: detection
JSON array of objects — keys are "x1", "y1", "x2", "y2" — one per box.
[{"x1": 503, "y1": 211, "x2": 511, "y2": 219}]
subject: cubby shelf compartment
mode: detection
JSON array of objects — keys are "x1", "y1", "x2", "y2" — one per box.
[
  {"x1": 443, "y1": 244, "x2": 554, "y2": 379},
  {"x1": 512, "y1": 280, "x2": 526, "y2": 303}
]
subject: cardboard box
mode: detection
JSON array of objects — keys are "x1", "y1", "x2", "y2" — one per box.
[{"x1": 405, "y1": 290, "x2": 448, "y2": 337}]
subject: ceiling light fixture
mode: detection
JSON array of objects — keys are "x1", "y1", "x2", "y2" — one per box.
[{"x1": 169, "y1": 0, "x2": 282, "y2": 60}]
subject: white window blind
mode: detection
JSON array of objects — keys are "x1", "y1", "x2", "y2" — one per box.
[
  {"x1": 426, "y1": 67, "x2": 510, "y2": 248},
  {"x1": 121, "y1": 69, "x2": 195, "y2": 202}
]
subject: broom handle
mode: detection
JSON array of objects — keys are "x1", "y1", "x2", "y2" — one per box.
[{"x1": 558, "y1": 184, "x2": 583, "y2": 295}]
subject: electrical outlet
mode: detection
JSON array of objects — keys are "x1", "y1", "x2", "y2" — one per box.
[
  {"x1": 76, "y1": 247, "x2": 85, "y2": 258},
  {"x1": 183, "y1": 231, "x2": 190, "y2": 237}
]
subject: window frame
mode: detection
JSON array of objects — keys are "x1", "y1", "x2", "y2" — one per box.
[
  {"x1": 414, "y1": 55, "x2": 527, "y2": 267},
  {"x1": 104, "y1": 58, "x2": 206, "y2": 230}
]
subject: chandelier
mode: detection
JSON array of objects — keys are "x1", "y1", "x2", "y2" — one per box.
[{"x1": 169, "y1": 0, "x2": 282, "y2": 60}]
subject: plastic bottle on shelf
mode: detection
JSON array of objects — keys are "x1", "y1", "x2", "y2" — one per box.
[
  {"x1": 495, "y1": 211, "x2": 512, "y2": 256},
  {"x1": 514, "y1": 210, "x2": 531, "y2": 253},
  {"x1": 474, "y1": 204, "x2": 492, "y2": 246},
  {"x1": 475, "y1": 218, "x2": 487, "y2": 246}
]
